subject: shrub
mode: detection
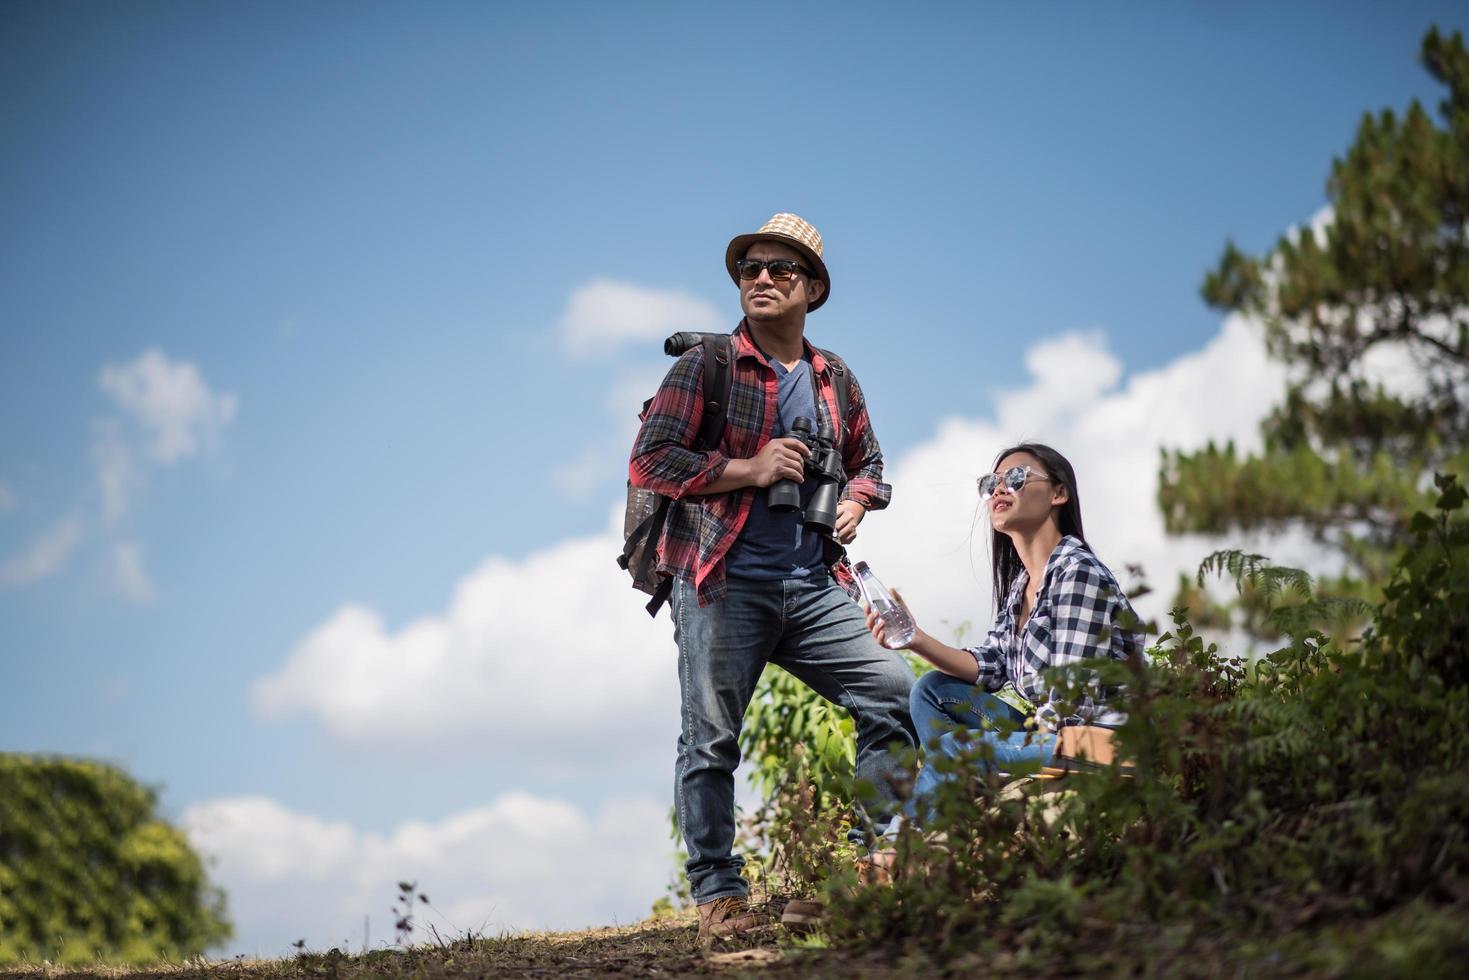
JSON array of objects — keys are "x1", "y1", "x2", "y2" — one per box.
[
  {"x1": 0, "y1": 756, "x2": 231, "y2": 965},
  {"x1": 734, "y1": 474, "x2": 1469, "y2": 968}
]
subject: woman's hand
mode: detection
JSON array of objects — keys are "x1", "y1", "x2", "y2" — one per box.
[
  {"x1": 864, "y1": 588, "x2": 921, "y2": 649},
  {"x1": 863, "y1": 601, "x2": 886, "y2": 646},
  {"x1": 866, "y1": 591, "x2": 978, "y2": 683}
]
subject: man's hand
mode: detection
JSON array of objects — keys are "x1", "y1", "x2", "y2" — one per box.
[
  {"x1": 834, "y1": 499, "x2": 866, "y2": 544},
  {"x1": 747, "y1": 437, "x2": 810, "y2": 488},
  {"x1": 694, "y1": 437, "x2": 810, "y2": 496}
]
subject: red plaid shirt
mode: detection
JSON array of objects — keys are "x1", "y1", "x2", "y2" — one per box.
[{"x1": 629, "y1": 320, "x2": 891, "y2": 606}]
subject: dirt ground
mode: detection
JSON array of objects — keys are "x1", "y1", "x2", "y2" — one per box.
[
  {"x1": 8, "y1": 896, "x2": 1467, "y2": 979},
  {"x1": 0, "y1": 912, "x2": 914, "y2": 980}
]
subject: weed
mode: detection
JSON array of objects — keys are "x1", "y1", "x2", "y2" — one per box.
[{"x1": 391, "y1": 881, "x2": 429, "y2": 949}]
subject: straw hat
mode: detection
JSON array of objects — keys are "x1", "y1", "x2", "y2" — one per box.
[{"x1": 725, "y1": 213, "x2": 831, "y2": 311}]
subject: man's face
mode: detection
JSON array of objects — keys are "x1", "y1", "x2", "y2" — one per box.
[{"x1": 738, "y1": 241, "x2": 824, "y2": 322}]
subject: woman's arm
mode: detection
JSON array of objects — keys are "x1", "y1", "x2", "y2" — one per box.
[
  {"x1": 908, "y1": 628, "x2": 982, "y2": 683},
  {"x1": 864, "y1": 592, "x2": 1009, "y2": 686}
]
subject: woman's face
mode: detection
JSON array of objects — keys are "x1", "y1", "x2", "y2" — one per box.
[{"x1": 986, "y1": 451, "x2": 1066, "y2": 534}]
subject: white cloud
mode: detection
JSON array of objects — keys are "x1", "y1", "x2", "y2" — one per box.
[
  {"x1": 77, "y1": 349, "x2": 238, "y2": 597},
  {"x1": 106, "y1": 540, "x2": 156, "y2": 602},
  {"x1": 183, "y1": 792, "x2": 671, "y2": 957},
  {"x1": 1022, "y1": 329, "x2": 1123, "y2": 411},
  {"x1": 558, "y1": 279, "x2": 723, "y2": 351},
  {"x1": 0, "y1": 351, "x2": 232, "y2": 597},
  {"x1": 0, "y1": 515, "x2": 85, "y2": 587},
  {"x1": 252, "y1": 522, "x2": 680, "y2": 766},
  {"x1": 853, "y1": 313, "x2": 1308, "y2": 640},
  {"x1": 98, "y1": 348, "x2": 238, "y2": 465},
  {"x1": 91, "y1": 418, "x2": 142, "y2": 526}
]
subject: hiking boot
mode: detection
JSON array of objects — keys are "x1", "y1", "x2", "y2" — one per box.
[
  {"x1": 856, "y1": 850, "x2": 894, "y2": 886},
  {"x1": 696, "y1": 896, "x2": 775, "y2": 942},
  {"x1": 777, "y1": 898, "x2": 826, "y2": 936},
  {"x1": 777, "y1": 856, "x2": 896, "y2": 935}
]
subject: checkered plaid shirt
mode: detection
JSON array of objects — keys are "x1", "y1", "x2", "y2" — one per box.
[
  {"x1": 967, "y1": 535, "x2": 1141, "y2": 725},
  {"x1": 629, "y1": 321, "x2": 891, "y2": 606}
]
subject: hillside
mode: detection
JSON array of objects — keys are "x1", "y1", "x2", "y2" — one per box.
[{"x1": 5, "y1": 895, "x2": 1467, "y2": 980}]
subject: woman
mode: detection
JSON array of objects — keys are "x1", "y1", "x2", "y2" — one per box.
[{"x1": 867, "y1": 442, "x2": 1141, "y2": 810}]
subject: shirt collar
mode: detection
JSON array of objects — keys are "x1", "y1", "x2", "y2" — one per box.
[
  {"x1": 1046, "y1": 535, "x2": 1088, "y2": 578},
  {"x1": 733, "y1": 319, "x2": 830, "y2": 376},
  {"x1": 1007, "y1": 534, "x2": 1088, "y2": 608}
]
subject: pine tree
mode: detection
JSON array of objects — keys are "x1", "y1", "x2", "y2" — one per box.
[{"x1": 1160, "y1": 26, "x2": 1469, "y2": 625}]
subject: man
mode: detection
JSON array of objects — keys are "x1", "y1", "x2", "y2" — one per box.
[{"x1": 629, "y1": 213, "x2": 916, "y2": 940}]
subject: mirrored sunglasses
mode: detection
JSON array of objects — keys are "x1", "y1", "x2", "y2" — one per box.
[{"x1": 977, "y1": 465, "x2": 1050, "y2": 500}]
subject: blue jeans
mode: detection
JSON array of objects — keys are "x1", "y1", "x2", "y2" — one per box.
[
  {"x1": 907, "y1": 670, "x2": 1057, "y2": 822},
  {"x1": 671, "y1": 574, "x2": 917, "y2": 905}
]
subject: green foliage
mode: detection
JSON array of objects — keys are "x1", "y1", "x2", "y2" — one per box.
[
  {"x1": 742, "y1": 666, "x2": 859, "y2": 809},
  {"x1": 809, "y1": 475, "x2": 1469, "y2": 968},
  {"x1": 1160, "y1": 26, "x2": 1469, "y2": 631},
  {"x1": 1194, "y1": 547, "x2": 1375, "y2": 641},
  {"x1": 0, "y1": 755, "x2": 231, "y2": 965},
  {"x1": 734, "y1": 665, "x2": 865, "y2": 894},
  {"x1": 725, "y1": 649, "x2": 980, "y2": 903}
]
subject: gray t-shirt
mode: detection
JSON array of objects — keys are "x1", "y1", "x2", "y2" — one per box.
[{"x1": 723, "y1": 356, "x2": 826, "y2": 580}]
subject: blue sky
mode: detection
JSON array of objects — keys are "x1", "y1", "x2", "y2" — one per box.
[{"x1": 2, "y1": 0, "x2": 1462, "y2": 956}]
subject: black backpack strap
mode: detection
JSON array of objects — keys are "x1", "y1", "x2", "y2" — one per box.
[
  {"x1": 816, "y1": 347, "x2": 851, "y2": 436},
  {"x1": 627, "y1": 499, "x2": 674, "y2": 613},
  {"x1": 815, "y1": 347, "x2": 854, "y2": 572},
  {"x1": 693, "y1": 333, "x2": 732, "y2": 451},
  {"x1": 646, "y1": 576, "x2": 674, "y2": 617},
  {"x1": 637, "y1": 333, "x2": 733, "y2": 619}
]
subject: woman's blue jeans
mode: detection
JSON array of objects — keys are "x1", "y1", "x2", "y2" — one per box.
[
  {"x1": 671, "y1": 574, "x2": 917, "y2": 905},
  {"x1": 907, "y1": 670, "x2": 1056, "y2": 822}
]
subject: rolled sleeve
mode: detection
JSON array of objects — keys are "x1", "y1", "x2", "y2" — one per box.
[
  {"x1": 629, "y1": 348, "x2": 730, "y2": 499},
  {"x1": 964, "y1": 622, "x2": 1012, "y2": 692},
  {"x1": 838, "y1": 370, "x2": 891, "y2": 511}
]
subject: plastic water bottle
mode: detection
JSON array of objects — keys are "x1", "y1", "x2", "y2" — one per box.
[{"x1": 853, "y1": 561, "x2": 917, "y2": 650}]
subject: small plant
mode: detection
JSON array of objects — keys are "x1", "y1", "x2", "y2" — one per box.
[
  {"x1": 736, "y1": 665, "x2": 863, "y2": 898},
  {"x1": 392, "y1": 880, "x2": 429, "y2": 949}
]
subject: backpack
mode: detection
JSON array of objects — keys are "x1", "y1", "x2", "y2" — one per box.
[{"x1": 618, "y1": 330, "x2": 851, "y2": 617}]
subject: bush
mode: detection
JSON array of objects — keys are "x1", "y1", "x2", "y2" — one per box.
[
  {"x1": 735, "y1": 474, "x2": 1469, "y2": 969},
  {"x1": 0, "y1": 756, "x2": 231, "y2": 965}
]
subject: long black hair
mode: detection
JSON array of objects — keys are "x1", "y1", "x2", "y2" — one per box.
[{"x1": 988, "y1": 442, "x2": 1088, "y2": 610}]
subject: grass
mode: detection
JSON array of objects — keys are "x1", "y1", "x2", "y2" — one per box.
[
  {"x1": 0, "y1": 911, "x2": 832, "y2": 980},
  {"x1": 3, "y1": 895, "x2": 1467, "y2": 980}
]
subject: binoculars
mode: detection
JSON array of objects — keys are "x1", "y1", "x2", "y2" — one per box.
[{"x1": 768, "y1": 416, "x2": 844, "y2": 537}]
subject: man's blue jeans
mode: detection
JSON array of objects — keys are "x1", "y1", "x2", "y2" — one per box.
[
  {"x1": 671, "y1": 574, "x2": 917, "y2": 905},
  {"x1": 907, "y1": 670, "x2": 1056, "y2": 821}
]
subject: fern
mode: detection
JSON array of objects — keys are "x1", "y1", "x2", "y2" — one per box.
[{"x1": 1197, "y1": 549, "x2": 1315, "y2": 604}]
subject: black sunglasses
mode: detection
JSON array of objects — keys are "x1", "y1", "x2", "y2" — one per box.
[{"x1": 735, "y1": 258, "x2": 812, "y2": 282}]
